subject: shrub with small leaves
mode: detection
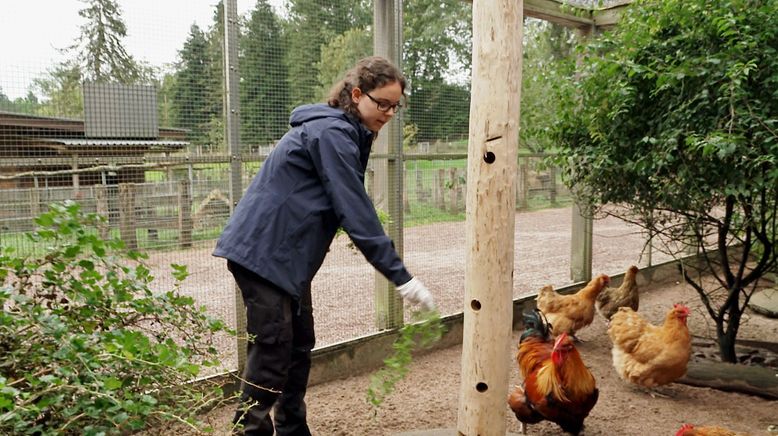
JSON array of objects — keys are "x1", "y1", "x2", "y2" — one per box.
[
  {"x1": 367, "y1": 310, "x2": 445, "y2": 408},
  {"x1": 0, "y1": 201, "x2": 233, "y2": 435}
]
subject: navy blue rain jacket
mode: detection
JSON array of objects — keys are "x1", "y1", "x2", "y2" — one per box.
[{"x1": 213, "y1": 104, "x2": 412, "y2": 299}]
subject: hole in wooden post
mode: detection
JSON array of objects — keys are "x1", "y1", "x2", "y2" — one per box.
[
  {"x1": 471, "y1": 299, "x2": 481, "y2": 311},
  {"x1": 476, "y1": 382, "x2": 488, "y2": 392},
  {"x1": 483, "y1": 151, "x2": 496, "y2": 164}
]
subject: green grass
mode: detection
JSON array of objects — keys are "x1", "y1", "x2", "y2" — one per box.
[{"x1": 404, "y1": 203, "x2": 466, "y2": 227}]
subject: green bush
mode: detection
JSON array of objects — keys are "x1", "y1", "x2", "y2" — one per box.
[{"x1": 0, "y1": 201, "x2": 232, "y2": 435}]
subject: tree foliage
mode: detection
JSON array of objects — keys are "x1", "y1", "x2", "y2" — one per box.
[
  {"x1": 284, "y1": 0, "x2": 371, "y2": 109},
  {"x1": 403, "y1": 0, "x2": 472, "y2": 143},
  {"x1": 72, "y1": 0, "x2": 145, "y2": 83},
  {"x1": 316, "y1": 28, "x2": 372, "y2": 102},
  {"x1": 520, "y1": 19, "x2": 576, "y2": 151},
  {"x1": 0, "y1": 202, "x2": 232, "y2": 434},
  {"x1": 240, "y1": 0, "x2": 290, "y2": 147},
  {"x1": 33, "y1": 63, "x2": 85, "y2": 118},
  {"x1": 0, "y1": 88, "x2": 41, "y2": 115},
  {"x1": 551, "y1": 0, "x2": 778, "y2": 362},
  {"x1": 171, "y1": 24, "x2": 221, "y2": 149}
]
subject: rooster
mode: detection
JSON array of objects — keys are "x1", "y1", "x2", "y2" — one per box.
[
  {"x1": 596, "y1": 265, "x2": 640, "y2": 323},
  {"x1": 608, "y1": 304, "x2": 691, "y2": 390},
  {"x1": 676, "y1": 423, "x2": 748, "y2": 436},
  {"x1": 508, "y1": 309, "x2": 599, "y2": 435},
  {"x1": 536, "y1": 274, "x2": 610, "y2": 339}
]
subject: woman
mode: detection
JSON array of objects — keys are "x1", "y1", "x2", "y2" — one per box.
[{"x1": 213, "y1": 56, "x2": 435, "y2": 435}]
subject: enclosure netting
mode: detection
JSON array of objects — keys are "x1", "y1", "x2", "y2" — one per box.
[{"x1": 0, "y1": 0, "x2": 658, "y2": 374}]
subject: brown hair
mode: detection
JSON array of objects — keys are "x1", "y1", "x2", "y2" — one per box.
[{"x1": 327, "y1": 56, "x2": 407, "y2": 118}]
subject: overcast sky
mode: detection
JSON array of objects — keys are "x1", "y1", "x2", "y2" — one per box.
[{"x1": 0, "y1": 0, "x2": 284, "y2": 99}]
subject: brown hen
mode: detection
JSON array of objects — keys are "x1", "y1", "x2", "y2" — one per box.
[
  {"x1": 536, "y1": 274, "x2": 610, "y2": 338},
  {"x1": 596, "y1": 265, "x2": 640, "y2": 322},
  {"x1": 608, "y1": 304, "x2": 691, "y2": 388}
]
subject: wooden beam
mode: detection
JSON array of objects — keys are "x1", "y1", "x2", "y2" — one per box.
[
  {"x1": 457, "y1": 0, "x2": 523, "y2": 434},
  {"x1": 463, "y1": 0, "x2": 631, "y2": 29},
  {"x1": 524, "y1": 0, "x2": 594, "y2": 28}
]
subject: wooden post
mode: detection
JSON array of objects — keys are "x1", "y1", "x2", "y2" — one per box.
[
  {"x1": 94, "y1": 185, "x2": 109, "y2": 240},
  {"x1": 366, "y1": 167, "x2": 375, "y2": 199},
  {"x1": 435, "y1": 168, "x2": 446, "y2": 210},
  {"x1": 457, "y1": 0, "x2": 522, "y2": 433},
  {"x1": 373, "y1": 0, "x2": 405, "y2": 331},
  {"x1": 403, "y1": 168, "x2": 411, "y2": 214},
  {"x1": 456, "y1": 169, "x2": 464, "y2": 212},
  {"x1": 118, "y1": 183, "x2": 137, "y2": 250},
  {"x1": 570, "y1": 202, "x2": 593, "y2": 282},
  {"x1": 178, "y1": 179, "x2": 193, "y2": 248},
  {"x1": 415, "y1": 162, "x2": 428, "y2": 203},
  {"x1": 222, "y1": 0, "x2": 246, "y2": 381},
  {"x1": 548, "y1": 166, "x2": 557, "y2": 205},
  {"x1": 449, "y1": 167, "x2": 458, "y2": 213},
  {"x1": 29, "y1": 188, "x2": 41, "y2": 220},
  {"x1": 516, "y1": 157, "x2": 529, "y2": 210},
  {"x1": 570, "y1": 27, "x2": 594, "y2": 283}
]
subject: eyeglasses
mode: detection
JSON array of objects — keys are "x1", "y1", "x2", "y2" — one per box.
[{"x1": 364, "y1": 92, "x2": 403, "y2": 113}]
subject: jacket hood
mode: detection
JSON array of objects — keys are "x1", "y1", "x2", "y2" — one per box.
[{"x1": 290, "y1": 103, "x2": 358, "y2": 127}]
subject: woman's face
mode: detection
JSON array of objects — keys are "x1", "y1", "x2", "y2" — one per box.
[{"x1": 351, "y1": 81, "x2": 403, "y2": 132}]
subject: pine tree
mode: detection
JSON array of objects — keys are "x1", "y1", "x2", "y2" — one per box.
[
  {"x1": 73, "y1": 0, "x2": 143, "y2": 83},
  {"x1": 240, "y1": 0, "x2": 289, "y2": 148},
  {"x1": 171, "y1": 25, "x2": 213, "y2": 148}
]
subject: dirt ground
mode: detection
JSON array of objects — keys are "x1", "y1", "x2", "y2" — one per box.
[
  {"x1": 147, "y1": 209, "x2": 778, "y2": 436},
  {"x1": 172, "y1": 235, "x2": 777, "y2": 435}
]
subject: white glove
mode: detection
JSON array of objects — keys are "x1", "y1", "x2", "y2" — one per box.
[{"x1": 397, "y1": 277, "x2": 436, "y2": 311}]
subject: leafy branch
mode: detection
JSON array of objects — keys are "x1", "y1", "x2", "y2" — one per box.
[{"x1": 367, "y1": 310, "x2": 446, "y2": 408}]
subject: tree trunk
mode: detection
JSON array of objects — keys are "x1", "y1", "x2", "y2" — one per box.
[
  {"x1": 717, "y1": 287, "x2": 743, "y2": 363},
  {"x1": 717, "y1": 322, "x2": 738, "y2": 363}
]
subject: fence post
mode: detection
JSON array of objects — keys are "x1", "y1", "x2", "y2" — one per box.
[
  {"x1": 178, "y1": 179, "x2": 193, "y2": 249},
  {"x1": 223, "y1": 0, "x2": 247, "y2": 386},
  {"x1": 449, "y1": 167, "x2": 459, "y2": 213},
  {"x1": 118, "y1": 183, "x2": 137, "y2": 250},
  {"x1": 29, "y1": 188, "x2": 41, "y2": 220},
  {"x1": 435, "y1": 168, "x2": 446, "y2": 210},
  {"x1": 548, "y1": 166, "x2": 557, "y2": 205},
  {"x1": 570, "y1": 203, "x2": 593, "y2": 282},
  {"x1": 516, "y1": 157, "x2": 529, "y2": 210},
  {"x1": 415, "y1": 161, "x2": 428, "y2": 202},
  {"x1": 403, "y1": 167, "x2": 411, "y2": 214},
  {"x1": 94, "y1": 185, "x2": 109, "y2": 240},
  {"x1": 373, "y1": 0, "x2": 404, "y2": 331}
]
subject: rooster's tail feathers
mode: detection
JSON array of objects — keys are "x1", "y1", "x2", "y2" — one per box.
[{"x1": 520, "y1": 309, "x2": 552, "y2": 342}]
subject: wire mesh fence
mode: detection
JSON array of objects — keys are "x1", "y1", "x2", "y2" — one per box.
[{"x1": 0, "y1": 1, "x2": 656, "y2": 376}]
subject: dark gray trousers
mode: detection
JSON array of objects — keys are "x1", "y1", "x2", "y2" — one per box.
[{"x1": 228, "y1": 261, "x2": 315, "y2": 436}]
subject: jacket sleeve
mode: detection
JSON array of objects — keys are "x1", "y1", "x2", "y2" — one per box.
[{"x1": 308, "y1": 124, "x2": 412, "y2": 287}]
